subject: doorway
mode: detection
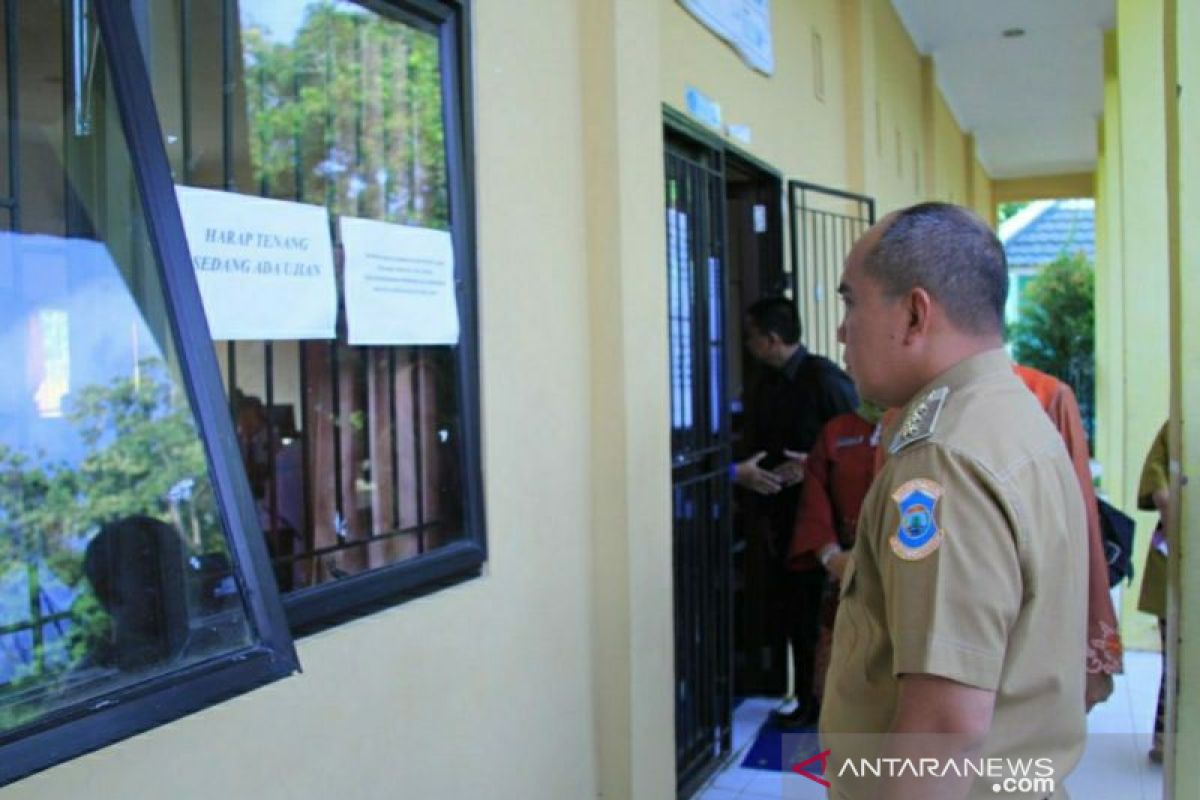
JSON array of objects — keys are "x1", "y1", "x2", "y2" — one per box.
[
  {"x1": 664, "y1": 109, "x2": 875, "y2": 796},
  {"x1": 723, "y1": 153, "x2": 791, "y2": 700},
  {"x1": 663, "y1": 112, "x2": 788, "y2": 795}
]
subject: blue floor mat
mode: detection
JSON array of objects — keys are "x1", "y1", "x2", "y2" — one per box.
[{"x1": 740, "y1": 715, "x2": 823, "y2": 773}]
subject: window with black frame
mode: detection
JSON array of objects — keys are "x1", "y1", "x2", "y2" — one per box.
[
  {"x1": 135, "y1": 0, "x2": 483, "y2": 625},
  {"x1": 0, "y1": 0, "x2": 295, "y2": 782},
  {"x1": 0, "y1": 0, "x2": 477, "y2": 783}
]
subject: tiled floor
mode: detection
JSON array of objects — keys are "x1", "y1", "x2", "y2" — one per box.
[
  {"x1": 1066, "y1": 650, "x2": 1165, "y2": 800},
  {"x1": 691, "y1": 651, "x2": 1165, "y2": 800},
  {"x1": 691, "y1": 697, "x2": 827, "y2": 800}
]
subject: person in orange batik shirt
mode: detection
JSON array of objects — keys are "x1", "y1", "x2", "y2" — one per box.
[{"x1": 1013, "y1": 364, "x2": 1123, "y2": 707}]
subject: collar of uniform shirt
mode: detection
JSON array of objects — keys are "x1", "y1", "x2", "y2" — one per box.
[{"x1": 895, "y1": 347, "x2": 1012, "y2": 422}]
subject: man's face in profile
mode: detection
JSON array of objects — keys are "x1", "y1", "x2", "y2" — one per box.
[
  {"x1": 837, "y1": 219, "x2": 910, "y2": 408},
  {"x1": 744, "y1": 318, "x2": 775, "y2": 366}
]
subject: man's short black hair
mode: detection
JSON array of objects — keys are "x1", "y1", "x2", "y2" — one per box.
[
  {"x1": 84, "y1": 515, "x2": 190, "y2": 670},
  {"x1": 864, "y1": 202, "x2": 1008, "y2": 335},
  {"x1": 746, "y1": 297, "x2": 802, "y2": 344}
]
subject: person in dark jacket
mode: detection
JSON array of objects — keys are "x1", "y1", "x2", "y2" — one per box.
[{"x1": 734, "y1": 297, "x2": 857, "y2": 726}]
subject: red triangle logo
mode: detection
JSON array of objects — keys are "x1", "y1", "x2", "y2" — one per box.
[{"x1": 791, "y1": 748, "x2": 831, "y2": 788}]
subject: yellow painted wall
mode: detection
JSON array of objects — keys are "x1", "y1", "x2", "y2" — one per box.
[
  {"x1": 660, "y1": 0, "x2": 849, "y2": 188},
  {"x1": 992, "y1": 173, "x2": 1095, "y2": 203},
  {"x1": 1096, "y1": 31, "x2": 1126, "y2": 528},
  {"x1": 1109, "y1": 0, "x2": 1172, "y2": 653},
  {"x1": 1094, "y1": 140, "x2": 1111, "y2": 504},
  {"x1": 870, "y1": 1, "x2": 925, "y2": 213},
  {"x1": 661, "y1": 0, "x2": 989, "y2": 359},
  {"x1": 841, "y1": 0, "x2": 873, "y2": 196},
  {"x1": 1164, "y1": 0, "x2": 1199, "y2": 790},
  {"x1": 1097, "y1": 3, "x2": 1176, "y2": 655},
  {"x1": 3, "y1": 1, "x2": 673, "y2": 798},
  {"x1": 660, "y1": 0, "x2": 982, "y2": 213},
  {"x1": 972, "y1": 158, "x2": 995, "y2": 226},
  {"x1": 932, "y1": 93, "x2": 967, "y2": 206},
  {"x1": 583, "y1": 1, "x2": 675, "y2": 797}
]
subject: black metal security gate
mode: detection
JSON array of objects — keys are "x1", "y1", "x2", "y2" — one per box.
[
  {"x1": 663, "y1": 135, "x2": 874, "y2": 794},
  {"x1": 665, "y1": 135, "x2": 733, "y2": 796},
  {"x1": 788, "y1": 181, "x2": 875, "y2": 358}
]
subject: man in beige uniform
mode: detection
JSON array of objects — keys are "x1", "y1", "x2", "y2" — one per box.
[{"x1": 819, "y1": 203, "x2": 1088, "y2": 800}]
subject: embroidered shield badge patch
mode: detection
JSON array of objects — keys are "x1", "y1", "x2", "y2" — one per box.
[{"x1": 889, "y1": 478, "x2": 945, "y2": 560}]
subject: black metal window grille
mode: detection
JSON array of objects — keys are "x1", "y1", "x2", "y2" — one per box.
[
  {"x1": 788, "y1": 180, "x2": 875, "y2": 359},
  {"x1": 665, "y1": 141, "x2": 732, "y2": 796},
  {"x1": 138, "y1": 0, "x2": 483, "y2": 628}
]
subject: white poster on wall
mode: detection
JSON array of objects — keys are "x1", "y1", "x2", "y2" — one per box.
[
  {"x1": 339, "y1": 217, "x2": 459, "y2": 346},
  {"x1": 175, "y1": 186, "x2": 338, "y2": 340},
  {"x1": 679, "y1": 0, "x2": 774, "y2": 75}
]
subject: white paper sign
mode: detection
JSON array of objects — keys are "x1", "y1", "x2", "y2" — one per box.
[
  {"x1": 666, "y1": 208, "x2": 693, "y2": 431},
  {"x1": 680, "y1": 0, "x2": 774, "y2": 75},
  {"x1": 175, "y1": 186, "x2": 337, "y2": 340},
  {"x1": 339, "y1": 217, "x2": 460, "y2": 346}
]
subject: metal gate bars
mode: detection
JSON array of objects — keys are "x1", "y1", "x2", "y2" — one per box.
[{"x1": 665, "y1": 141, "x2": 733, "y2": 796}]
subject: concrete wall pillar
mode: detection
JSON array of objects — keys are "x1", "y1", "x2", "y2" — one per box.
[
  {"x1": 1110, "y1": 0, "x2": 1172, "y2": 651},
  {"x1": 580, "y1": 1, "x2": 675, "y2": 797},
  {"x1": 1163, "y1": 0, "x2": 1199, "y2": 793}
]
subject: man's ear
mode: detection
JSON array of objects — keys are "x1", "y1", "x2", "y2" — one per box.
[{"x1": 901, "y1": 287, "x2": 933, "y2": 344}]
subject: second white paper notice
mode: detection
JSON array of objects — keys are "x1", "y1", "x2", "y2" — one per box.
[{"x1": 340, "y1": 217, "x2": 460, "y2": 346}]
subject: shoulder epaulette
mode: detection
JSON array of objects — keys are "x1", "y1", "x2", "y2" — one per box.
[{"x1": 888, "y1": 386, "x2": 949, "y2": 455}]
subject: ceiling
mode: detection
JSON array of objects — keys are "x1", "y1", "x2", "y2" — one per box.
[{"x1": 890, "y1": 0, "x2": 1115, "y2": 180}]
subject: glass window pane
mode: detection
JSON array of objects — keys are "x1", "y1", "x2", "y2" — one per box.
[
  {"x1": 0, "y1": 8, "x2": 10, "y2": 207},
  {"x1": 140, "y1": 1, "x2": 466, "y2": 596},
  {"x1": 0, "y1": 1, "x2": 255, "y2": 735}
]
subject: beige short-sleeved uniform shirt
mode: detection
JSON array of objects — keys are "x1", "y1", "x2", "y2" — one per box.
[{"x1": 820, "y1": 349, "x2": 1088, "y2": 800}]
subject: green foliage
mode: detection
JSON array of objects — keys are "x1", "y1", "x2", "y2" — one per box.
[
  {"x1": 64, "y1": 362, "x2": 220, "y2": 550},
  {"x1": 1, "y1": 361, "x2": 220, "y2": 558},
  {"x1": 1, "y1": 360, "x2": 219, "y2": 726},
  {"x1": 242, "y1": 3, "x2": 448, "y2": 227},
  {"x1": 1009, "y1": 252, "x2": 1096, "y2": 440},
  {"x1": 62, "y1": 590, "x2": 113, "y2": 670},
  {"x1": 998, "y1": 201, "x2": 1029, "y2": 224}
]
